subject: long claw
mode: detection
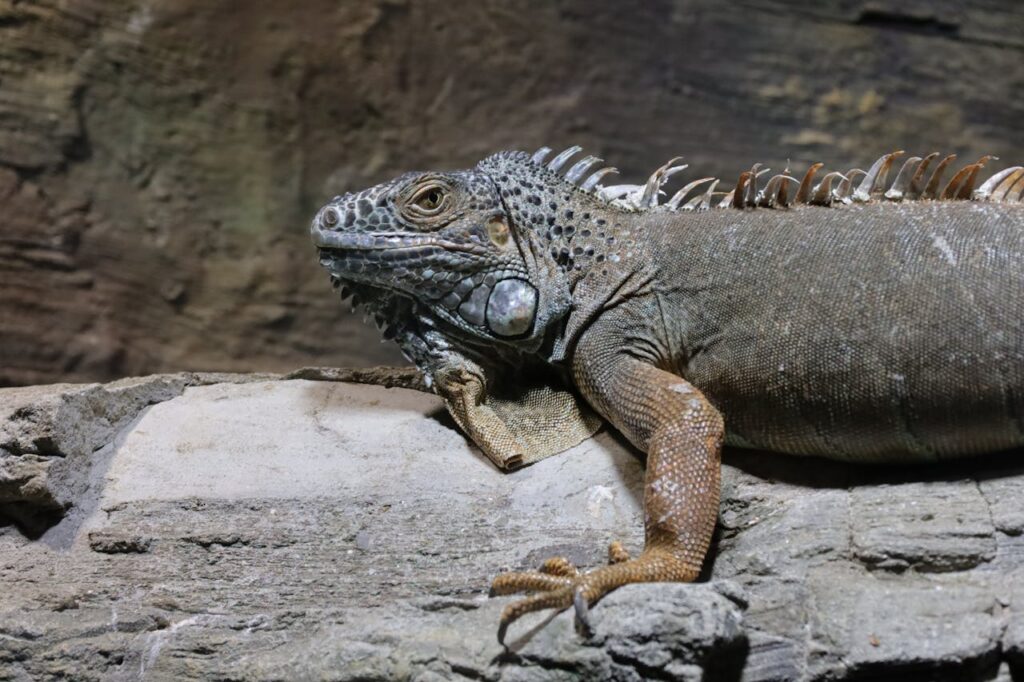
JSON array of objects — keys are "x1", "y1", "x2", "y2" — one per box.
[
  {"x1": 491, "y1": 546, "x2": 699, "y2": 644},
  {"x1": 497, "y1": 588, "x2": 574, "y2": 644},
  {"x1": 573, "y1": 587, "x2": 592, "y2": 634},
  {"x1": 497, "y1": 620, "x2": 509, "y2": 646}
]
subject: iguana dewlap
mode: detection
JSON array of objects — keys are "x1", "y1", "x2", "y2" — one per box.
[{"x1": 309, "y1": 148, "x2": 1024, "y2": 643}]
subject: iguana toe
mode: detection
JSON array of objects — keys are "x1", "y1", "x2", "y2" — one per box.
[
  {"x1": 489, "y1": 555, "x2": 583, "y2": 596},
  {"x1": 489, "y1": 570, "x2": 574, "y2": 597},
  {"x1": 538, "y1": 556, "x2": 580, "y2": 577},
  {"x1": 493, "y1": 548, "x2": 701, "y2": 644},
  {"x1": 607, "y1": 540, "x2": 630, "y2": 564},
  {"x1": 491, "y1": 544, "x2": 629, "y2": 599}
]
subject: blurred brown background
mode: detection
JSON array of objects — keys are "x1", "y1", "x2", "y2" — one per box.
[{"x1": 1, "y1": 0, "x2": 1021, "y2": 387}]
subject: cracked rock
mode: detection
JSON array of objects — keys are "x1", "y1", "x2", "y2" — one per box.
[
  {"x1": 1, "y1": 375, "x2": 1023, "y2": 680},
  {"x1": 0, "y1": 372, "x2": 276, "y2": 535}
]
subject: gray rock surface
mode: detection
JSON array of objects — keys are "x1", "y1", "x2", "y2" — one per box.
[
  {"x1": 0, "y1": 373, "x2": 275, "y2": 536},
  {"x1": 2, "y1": 374, "x2": 1023, "y2": 680}
]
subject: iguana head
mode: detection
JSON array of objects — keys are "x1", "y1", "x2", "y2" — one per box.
[{"x1": 309, "y1": 150, "x2": 615, "y2": 363}]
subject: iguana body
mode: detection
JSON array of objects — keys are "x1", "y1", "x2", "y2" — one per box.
[
  {"x1": 623, "y1": 200, "x2": 1024, "y2": 460},
  {"x1": 310, "y1": 148, "x2": 1024, "y2": 642}
]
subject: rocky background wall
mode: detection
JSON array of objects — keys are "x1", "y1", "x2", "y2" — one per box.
[{"x1": 2, "y1": 0, "x2": 1023, "y2": 387}]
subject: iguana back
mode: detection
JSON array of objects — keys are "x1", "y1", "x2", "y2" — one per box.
[{"x1": 644, "y1": 201, "x2": 1024, "y2": 461}]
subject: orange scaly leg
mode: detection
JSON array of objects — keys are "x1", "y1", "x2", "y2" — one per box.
[{"x1": 490, "y1": 340, "x2": 724, "y2": 644}]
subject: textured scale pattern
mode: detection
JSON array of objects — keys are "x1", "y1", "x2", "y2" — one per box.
[{"x1": 310, "y1": 144, "x2": 1024, "y2": 644}]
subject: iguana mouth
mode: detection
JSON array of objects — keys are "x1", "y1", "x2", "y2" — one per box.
[
  {"x1": 314, "y1": 242, "x2": 495, "y2": 293},
  {"x1": 312, "y1": 221, "x2": 481, "y2": 291},
  {"x1": 311, "y1": 228, "x2": 420, "y2": 250},
  {"x1": 316, "y1": 243, "x2": 450, "y2": 272},
  {"x1": 311, "y1": 227, "x2": 493, "y2": 258}
]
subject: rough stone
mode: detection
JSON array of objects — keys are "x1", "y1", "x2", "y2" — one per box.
[
  {"x1": 850, "y1": 482, "x2": 997, "y2": 573},
  {"x1": 2, "y1": 375, "x2": 1023, "y2": 680},
  {"x1": 0, "y1": 372, "x2": 275, "y2": 536},
  {"x1": 1007, "y1": 613, "x2": 1024, "y2": 677}
]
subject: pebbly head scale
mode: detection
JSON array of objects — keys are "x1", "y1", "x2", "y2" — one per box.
[{"x1": 310, "y1": 161, "x2": 579, "y2": 373}]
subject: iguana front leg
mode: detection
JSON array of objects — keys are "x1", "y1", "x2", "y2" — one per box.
[
  {"x1": 491, "y1": 322, "x2": 723, "y2": 643},
  {"x1": 427, "y1": 357, "x2": 601, "y2": 470}
]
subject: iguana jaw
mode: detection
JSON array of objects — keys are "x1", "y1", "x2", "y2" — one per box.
[
  {"x1": 311, "y1": 227, "x2": 491, "y2": 256},
  {"x1": 312, "y1": 194, "x2": 548, "y2": 348}
]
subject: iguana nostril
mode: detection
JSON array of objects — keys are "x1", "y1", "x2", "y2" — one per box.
[{"x1": 322, "y1": 207, "x2": 340, "y2": 228}]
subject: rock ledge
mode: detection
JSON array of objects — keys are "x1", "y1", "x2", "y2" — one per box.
[{"x1": 1, "y1": 373, "x2": 1022, "y2": 680}]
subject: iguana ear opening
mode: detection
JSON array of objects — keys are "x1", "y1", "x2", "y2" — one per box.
[{"x1": 432, "y1": 360, "x2": 601, "y2": 470}]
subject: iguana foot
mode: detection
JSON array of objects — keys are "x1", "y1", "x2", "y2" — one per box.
[{"x1": 489, "y1": 542, "x2": 698, "y2": 645}]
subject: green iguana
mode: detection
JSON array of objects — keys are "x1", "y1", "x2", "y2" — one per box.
[{"x1": 309, "y1": 147, "x2": 1024, "y2": 643}]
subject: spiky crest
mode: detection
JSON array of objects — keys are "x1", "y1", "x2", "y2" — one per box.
[{"x1": 525, "y1": 145, "x2": 1024, "y2": 212}]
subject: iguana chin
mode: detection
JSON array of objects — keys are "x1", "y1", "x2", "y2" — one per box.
[{"x1": 309, "y1": 146, "x2": 1024, "y2": 643}]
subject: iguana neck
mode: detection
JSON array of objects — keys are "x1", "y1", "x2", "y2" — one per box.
[
  {"x1": 501, "y1": 187, "x2": 642, "y2": 294},
  {"x1": 498, "y1": 200, "x2": 660, "y2": 365}
]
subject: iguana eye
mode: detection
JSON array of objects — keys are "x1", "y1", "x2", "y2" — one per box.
[
  {"x1": 416, "y1": 188, "x2": 444, "y2": 210},
  {"x1": 398, "y1": 180, "x2": 454, "y2": 226},
  {"x1": 409, "y1": 184, "x2": 449, "y2": 216}
]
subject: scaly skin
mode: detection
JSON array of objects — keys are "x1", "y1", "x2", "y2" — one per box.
[
  {"x1": 309, "y1": 148, "x2": 1024, "y2": 643},
  {"x1": 648, "y1": 201, "x2": 1024, "y2": 460}
]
